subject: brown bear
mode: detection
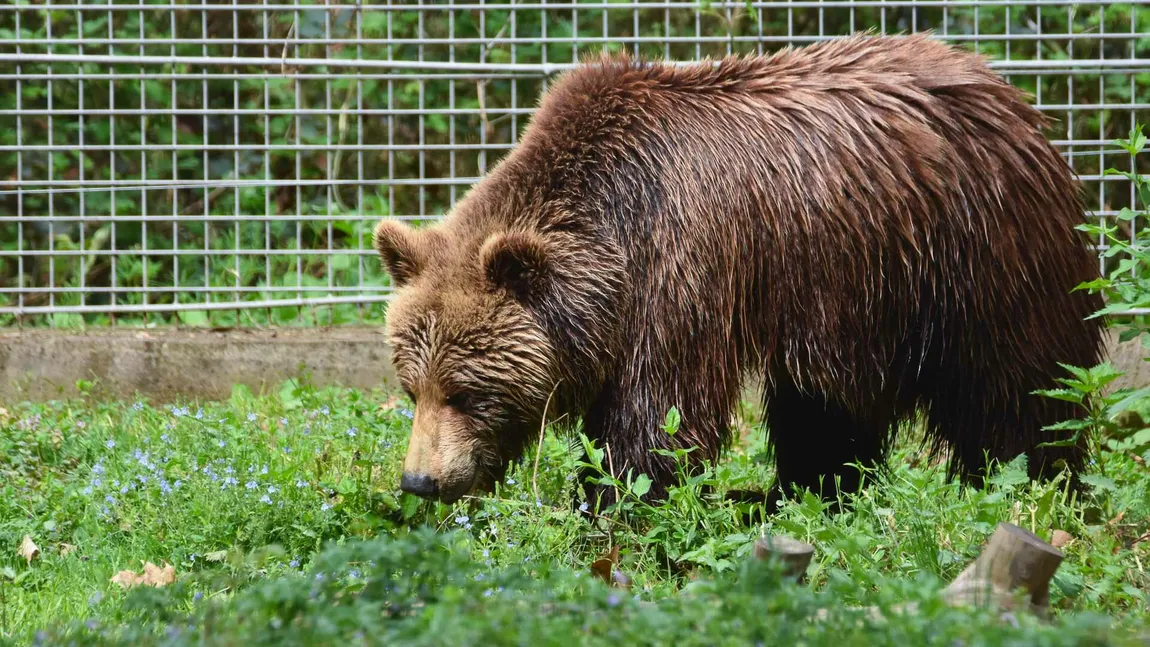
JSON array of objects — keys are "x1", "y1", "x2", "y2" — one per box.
[{"x1": 373, "y1": 33, "x2": 1105, "y2": 509}]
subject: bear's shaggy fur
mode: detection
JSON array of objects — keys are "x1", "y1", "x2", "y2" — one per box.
[{"x1": 374, "y1": 33, "x2": 1104, "y2": 507}]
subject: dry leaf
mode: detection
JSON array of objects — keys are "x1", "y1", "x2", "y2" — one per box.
[
  {"x1": 142, "y1": 561, "x2": 176, "y2": 587},
  {"x1": 58, "y1": 543, "x2": 78, "y2": 558},
  {"x1": 110, "y1": 570, "x2": 142, "y2": 588},
  {"x1": 110, "y1": 561, "x2": 176, "y2": 589},
  {"x1": 1050, "y1": 530, "x2": 1073, "y2": 549},
  {"x1": 589, "y1": 545, "x2": 619, "y2": 585},
  {"x1": 19, "y1": 535, "x2": 39, "y2": 563},
  {"x1": 589, "y1": 545, "x2": 631, "y2": 590},
  {"x1": 0, "y1": 406, "x2": 9, "y2": 423}
]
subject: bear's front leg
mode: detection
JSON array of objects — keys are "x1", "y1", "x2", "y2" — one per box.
[{"x1": 573, "y1": 378, "x2": 737, "y2": 513}]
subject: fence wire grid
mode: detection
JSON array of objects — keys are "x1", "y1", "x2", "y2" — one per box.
[{"x1": 1, "y1": 1, "x2": 1148, "y2": 328}]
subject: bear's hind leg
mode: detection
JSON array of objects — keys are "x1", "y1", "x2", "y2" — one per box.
[{"x1": 764, "y1": 384, "x2": 890, "y2": 512}]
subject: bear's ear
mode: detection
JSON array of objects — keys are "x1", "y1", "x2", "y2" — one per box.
[
  {"x1": 479, "y1": 231, "x2": 551, "y2": 300},
  {"x1": 373, "y1": 219, "x2": 426, "y2": 287}
]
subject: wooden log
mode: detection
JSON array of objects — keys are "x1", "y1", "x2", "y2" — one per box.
[
  {"x1": 941, "y1": 522, "x2": 1064, "y2": 616},
  {"x1": 752, "y1": 535, "x2": 814, "y2": 582}
]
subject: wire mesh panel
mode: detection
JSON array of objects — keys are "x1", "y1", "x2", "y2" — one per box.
[{"x1": 1, "y1": 1, "x2": 1148, "y2": 327}]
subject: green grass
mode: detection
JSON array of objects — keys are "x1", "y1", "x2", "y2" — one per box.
[{"x1": 1, "y1": 375, "x2": 1149, "y2": 645}]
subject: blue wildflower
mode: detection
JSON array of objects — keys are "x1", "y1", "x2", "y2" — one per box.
[
  {"x1": 289, "y1": 558, "x2": 300, "y2": 569},
  {"x1": 607, "y1": 593, "x2": 621, "y2": 607},
  {"x1": 399, "y1": 408, "x2": 414, "y2": 419},
  {"x1": 218, "y1": 440, "x2": 226, "y2": 448},
  {"x1": 133, "y1": 402, "x2": 144, "y2": 411},
  {"x1": 260, "y1": 494, "x2": 273, "y2": 505},
  {"x1": 321, "y1": 502, "x2": 333, "y2": 511},
  {"x1": 296, "y1": 479, "x2": 307, "y2": 488},
  {"x1": 194, "y1": 409, "x2": 204, "y2": 420},
  {"x1": 247, "y1": 413, "x2": 257, "y2": 422},
  {"x1": 347, "y1": 427, "x2": 357, "y2": 438},
  {"x1": 320, "y1": 406, "x2": 330, "y2": 416},
  {"x1": 105, "y1": 439, "x2": 116, "y2": 449},
  {"x1": 193, "y1": 591, "x2": 203, "y2": 602},
  {"x1": 245, "y1": 480, "x2": 258, "y2": 490}
]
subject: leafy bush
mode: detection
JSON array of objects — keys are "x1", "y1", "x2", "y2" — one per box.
[{"x1": 10, "y1": 528, "x2": 1146, "y2": 647}]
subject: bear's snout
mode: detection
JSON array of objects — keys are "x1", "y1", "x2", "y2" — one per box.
[{"x1": 399, "y1": 472, "x2": 439, "y2": 499}]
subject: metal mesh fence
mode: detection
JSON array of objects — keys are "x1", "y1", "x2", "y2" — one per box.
[{"x1": 1, "y1": 1, "x2": 1148, "y2": 328}]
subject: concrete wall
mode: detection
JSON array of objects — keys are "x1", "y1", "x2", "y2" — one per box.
[
  {"x1": 1, "y1": 326, "x2": 1147, "y2": 405},
  {"x1": 0, "y1": 327, "x2": 397, "y2": 404}
]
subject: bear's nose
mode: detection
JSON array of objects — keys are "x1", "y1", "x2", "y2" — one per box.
[{"x1": 400, "y1": 472, "x2": 439, "y2": 499}]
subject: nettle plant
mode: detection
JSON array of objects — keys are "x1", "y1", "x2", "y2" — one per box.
[
  {"x1": 1038, "y1": 125, "x2": 1150, "y2": 472},
  {"x1": 575, "y1": 407, "x2": 752, "y2": 576}
]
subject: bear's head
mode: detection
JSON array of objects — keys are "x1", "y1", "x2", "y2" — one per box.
[{"x1": 372, "y1": 217, "x2": 563, "y2": 504}]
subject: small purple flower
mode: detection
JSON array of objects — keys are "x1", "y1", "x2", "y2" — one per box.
[
  {"x1": 247, "y1": 413, "x2": 257, "y2": 422},
  {"x1": 194, "y1": 409, "x2": 204, "y2": 420},
  {"x1": 296, "y1": 479, "x2": 307, "y2": 488},
  {"x1": 280, "y1": 417, "x2": 288, "y2": 426},
  {"x1": 133, "y1": 402, "x2": 144, "y2": 411},
  {"x1": 260, "y1": 464, "x2": 268, "y2": 475},
  {"x1": 399, "y1": 409, "x2": 414, "y2": 420},
  {"x1": 105, "y1": 439, "x2": 116, "y2": 449},
  {"x1": 321, "y1": 502, "x2": 333, "y2": 511},
  {"x1": 159, "y1": 480, "x2": 172, "y2": 495},
  {"x1": 348, "y1": 569, "x2": 361, "y2": 579},
  {"x1": 267, "y1": 485, "x2": 279, "y2": 494},
  {"x1": 218, "y1": 440, "x2": 226, "y2": 448},
  {"x1": 506, "y1": 478, "x2": 516, "y2": 485},
  {"x1": 193, "y1": 591, "x2": 203, "y2": 602},
  {"x1": 92, "y1": 461, "x2": 105, "y2": 476},
  {"x1": 289, "y1": 558, "x2": 300, "y2": 569},
  {"x1": 174, "y1": 479, "x2": 183, "y2": 489},
  {"x1": 347, "y1": 427, "x2": 357, "y2": 438},
  {"x1": 303, "y1": 424, "x2": 312, "y2": 435},
  {"x1": 579, "y1": 502, "x2": 589, "y2": 513},
  {"x1": 82, "y1": 486, "x2": 93, "y2": 496},
  {"x1": 160, "y1": 434, "x2": 169, "y2": 443},
  {"x1": 105, "y1": 494, "x2": 116, "y2": 505},
  {"x1": 76, "y1": 420, "x2": 86, "y2": 430},
  {"x1": 320, "y1": 405, "x2": 330, "y2": 416},
  {"x1": 607, "y1": 593, "x2": 621, "y2": 607},
  {"x1": 246, "y1": 480, "x2": 258, "y2": 490},
  {"x1": 260, "y1": 494, "x2": 273, "y2": 505}
]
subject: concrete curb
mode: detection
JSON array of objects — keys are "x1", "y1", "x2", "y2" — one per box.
[
  {"x1": 0, "y1": 327, "x2": 397, "y2": 404},
  {"x1": 1, "y1": 327, "x2": 1147, "y2": 405}
]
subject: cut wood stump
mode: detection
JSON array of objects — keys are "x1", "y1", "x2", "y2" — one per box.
[
  {"x1": 752, "y1": 534, "x2": 814, "y2": 582},
  {"x1": 771, "y1": 522, "x2": 1065, "y2": 625},
  {"x1": 941, "y1": 522, "x2": 1064, "y2": 616}
]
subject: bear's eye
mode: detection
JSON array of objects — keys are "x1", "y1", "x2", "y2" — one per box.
[{"x1": 445, "y1": 392, "x2": 475, "y2": 414}]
